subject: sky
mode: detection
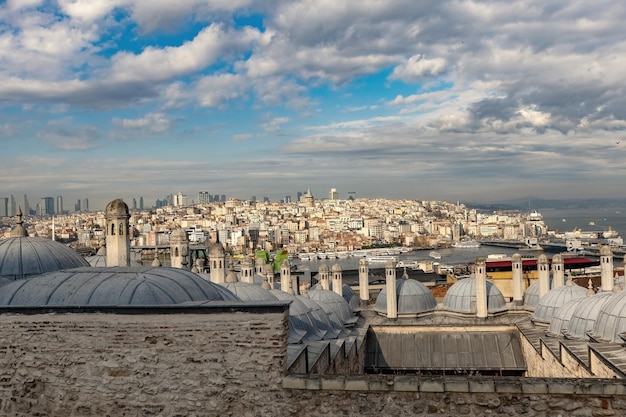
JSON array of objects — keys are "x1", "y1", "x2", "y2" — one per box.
[{"x1": 1, "y1": 0, "x2": 626, "y2": 211}]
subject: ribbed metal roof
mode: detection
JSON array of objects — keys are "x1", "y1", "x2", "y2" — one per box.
[
  {"x1": 374, "y1": 278, "x2": 437, "y2": 316},
  {"x1": 308, "y1": 288, "x2": 357, "y2": 326},
  {"x1": 565, "y1": 291, "x2": 614, "y2": 340},
  {"x1": 0, "y1": 266, "x2": 240, "y2": 306},
  {"x1": 589, "y1": 287, "x2": 626, "y2": 343},
  {"x1": 532, "y1": 281, "x2": 587, "y2": 324},
  {"x1": 523, "y1": 278, "x2": 553, "y2": 311},
  {"x1": 270, "y1": 290, "x2": 326, "y2": 343},
  {"x1": 220, "y1": 281, "x2": 278, "y2": 301},
  {"x1": 297, "y1": 295, "x2": 349, "y2": 340},
  {"x1": 546, "y1": 297, "x2": 585, "y2": 338},
  {"x1": 443, "y1": 277, "x2": 507, "y2": 314},
  {"x1": 0, "y1": 236, "x2": 90, "y2": 280},
  {"x1": 310, "y1": 282, "x2": 361, "y2": 312}
]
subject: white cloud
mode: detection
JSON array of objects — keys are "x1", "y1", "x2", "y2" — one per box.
[
  {"x1": 389, "y1": 55, "x2": 447, "y2": 82},
  {"x1": 260, "y1": 117, "x2": 289, "y2": 132},
  {"x1": 38, "y1": 121, "x2": 100, "y2": 151},
  {"x1": 113, "y1": 112, "x2": 174, "y2": 134}
]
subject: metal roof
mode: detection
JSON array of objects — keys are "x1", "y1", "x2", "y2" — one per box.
[
  {"x1": 374, "y1": 278, "x2": 437, "y2": 316},
  {"x1": 532, "y1": 281, "x2": 587, "y2": 324},
  {"x1": 565, "y1": 291, "x2": 614, "y2": 340},
  {"x1": 365, "y1": 329, "x2": 526, "y2": 372},
  {"x1": 0, "y1": 266, "x2": 240, "y2": 306},
  {"x1": 220, "y1": 281, "x2": 278, "y2": 302},
  {"x1": 443, "y1": 278, "x2": 508, "y2": 314},
  {"x1": 589, "y1": 287, "x2": 626, "y2": 343}
]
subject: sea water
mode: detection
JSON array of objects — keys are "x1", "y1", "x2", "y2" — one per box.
[{"x1": 540, "y1": 207, "x2": 626, "y2": 238}]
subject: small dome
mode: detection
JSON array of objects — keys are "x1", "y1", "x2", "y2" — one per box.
[
  {"x1": 600, "y1": 245, "x2": 613, "y2": 256},
  {"x1": 208, "y1": 241, "x2": 225, "y2": 257},
  {"x1": 589, "y1": 287, "x2": 626, "y2": 343},
  {"x1": 331, "y1": 264, "x2": 342, "y2": 273},
  {"x1": 532, "y1": 281, "x2": 587, "y2": 324},
  {"x1": 564, "y1": 291, "x2": 615, "y2": 340},
  {"x1": 220, "y1": 281, "x2": 278, "y2": 302},
  {"x1": 170, "y1": 228, "x2": 188, "y2": 243},
  {"x1": 511, "y1": 253, "x2": 522, "y2": 262},
  {"x1": 523, "y1": 278, "x2": 553, "y2": 311},
  {"x1": 318, "y1": 264, "x2": 329, "y2": 273},
  {"x1": 537, "y1": 253, "x2": 549, "y2": 264},
  {"x1": 0, "y1": 236, "x2": 90, "y2": 281},
  {"x1": 105, "y1": 199, "x2": 129, "y2": 217},
  {"x1": 546, "y1": 297, "x2": 586, "y2": 337},
  {"x1": 270, "y1": 290, "x2": 326, "y2": 343},
  {"x1": 310, "y1": 283, "x2": 361, "y2": 312},
  {"x1": 0, "y1": 266, "x2": 240, "y2": 306},
  {"x1": 552, "y1": 253, "x2": 563, "y2": 264},
  {"x1": 374, "y1": 278, "x2": 436, "y2": 316},
  {"x1": 443, "y1": 277, "x2": 507, "y2": 314},
  {"x1": 308, "y1": 288, "x2": 357, "y2": 325},
  {"x1": 297, "y1": 295, "x2": 349, "y2": 339}
]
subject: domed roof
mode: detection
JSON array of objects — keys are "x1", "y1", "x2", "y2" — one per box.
[
  {"x1": 0, "y1": 266, "x2": 240, "y2": 306},
  {"x1": 552, "y1": 253, "x2": 563, "y2": 263},
  {"x1": 0, "y1": 236, "x2": 90, "y2": 281},
  {"x1": 270, "y1": 290, "x2": 326, "y2": 343},
  {"x1": 220, "y1": 281, "x2": 278, "y2": 302},
  {"x1": 600, "y1": 245, "x2": 613, "y2": 256},
  {"x1": 532, "y1": 281, "x2": 587, "y2": 324},
  {"x1": 308, "y1": 288, "x2": 357, "y2": 326},
  {"x1": 208, "y1": 241, "x2": 225, "y2": 257},
  {"x1": 546, "y1": 297, "x2": 586, "y2": 338},
  {"x1": 105, "y1": 199, "x2": 129, "y2": 217},
  {"x1": 443, "y1": 277, "x2": 507, "y2": 314},
  {"x1": 589, "y1": 287, "x2": 626, "y2": 343},
  {"x1": 564, "y1": 291, "x2": 615, "y2": 340},
  {"x1": 170, "y1": 228, "x2": 188, "y2": 242},
  {"x1": 309, "y1": 282, "x2": 361, "y2": 312},
  {"x1": 331, "y1": 264, "x2": 341, "y2": 272},
  {"x1": 523, "y1": 278, "x2": 553, "y2": 311},
  {"x1": 318, "y1": 264, "x2": 329, "y2": 273},
  {"x1": 374, "y1": 278, "x2": 437, "y2": 316},
  {"x1": 297, "y1": 295, "x2": 349, "y2": 339}
]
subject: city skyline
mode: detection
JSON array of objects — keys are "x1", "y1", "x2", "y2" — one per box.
[{"x1": 2, "y1": 1, "x2": 626, "y2": 210}]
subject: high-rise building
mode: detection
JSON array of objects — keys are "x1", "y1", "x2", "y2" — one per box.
[
  {"x1": 296, "y1": 191, "x2": 303, "y2": 201},
  {"x1": 139, "y1": 196, "x2": 144, "y2": 210},
  {"x1": 285, "y1": 195, "x2": 292, "y2": 203},
  {"x1": 220, "y1": 194, "x2": 226, "y2": 202},
  {"x1": 56, "y1": 196, "x2": 63, "y2": 215},
  {"x1": 347, "y1": 191, "x2": 357, "y2": 200},
  {"x1": 132, "y1": 198, "x2": 137, "y2": 210},
  {"x1": 329, "y1": 188, "x2": 338, "y2": 200},
  {"x1": 198, "y1": 192, "x2": 209, "y2": 205},
  {"x1": 82, "y1": 198, "x2": 89, "y2": 212},
  {"x1": 251, "y1": 196, "x2": 257, "y2": 202},
  {"x1": 173, "y1": 191, "x2": 187, "y2": 207},
  {"x1": 40, "y1": 197, "x2": 54, "y2": 216},
  {"x1": 9, "y1": 195, "x2": 16, "y2": 217},
  {"x1": 0, "y1": 197, "x2": 8, "y2": 217},
  {"x1": 75, "y1": 199, "x2": 81, "y2": 212},
  {"x1": 22, "y1": 195, "x2": 30, "y2": 215}
]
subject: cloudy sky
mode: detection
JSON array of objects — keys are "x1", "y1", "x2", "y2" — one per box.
[{"x1": 1, "y1": 0, "x2": 626, "y2": 210}]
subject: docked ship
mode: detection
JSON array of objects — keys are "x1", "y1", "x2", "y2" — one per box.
[
  {"x1": 451, "y1": 239, "x2": 481, "y2": 249},
  {"x1": 366, "y1": 254, "x2": 399, "y2": 263}
]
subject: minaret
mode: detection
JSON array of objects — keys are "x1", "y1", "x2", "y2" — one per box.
[
  {"x1": 170, "y1": 228, "x2": 189, "y2": 269},
  {"x1": 240, "y1": 257, "x2": 254, "y2": 284},
  {"x1": 331, "y1": 264, "x2": 343, "y2": 297},
  {"x1": 475, "y1": 257, "x2": 488, "y2": 319},
  {"x1": 358, "y1": 258, "x2": 370, "y2": 306},
  {"x1": 385, "y1": 260, "x2": 397, "y2": 319},
  {"x1": 600, "y1": 245, "x2": 614, "y2": 292},
  {"x1": 318, "y1": 264, "x2": 330, "y2": 290},
  {"x1": 511, "y1": 253, "x2": 524, "y2": 306},
  {"x1": 551, "y1": 254, "x2": 565, "y2": 288},
  {"x1": 208, "y1": 240, "x2": 226, "y2": 283},
  {"x1": 537, "y1": 254, "x2": 550, "y2": 299},
  {"x1": 105, "y1": 199, "x2": 130, "y2": 267},
  {"x1": 280, "y1": 259, "x2": 293, "y2": 294}
]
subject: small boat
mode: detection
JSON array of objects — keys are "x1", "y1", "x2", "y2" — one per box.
[{"x1": 429, "y1": 251, "x2": 442, "y2": 259}]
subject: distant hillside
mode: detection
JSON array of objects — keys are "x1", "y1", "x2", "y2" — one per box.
[{"x1": 464, "y1": 197, "x2": 626, "y2": 212}]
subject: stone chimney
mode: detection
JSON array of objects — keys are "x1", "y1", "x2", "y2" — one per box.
[
  {"x1": 240, "y1": 257, "x2": 254, "y2": 284},
  {"x1": 359, "y1": 258, "x2": 369, "y2": 306},
  {"x1": 600, "y1": 245, "x2": 614, "y2": 292},
  {"x1": 318, "y1": 264, "x2": 330, "y2": 291},
  {"x1": 551, "y1": 254, "x2": 565, "y2": 289},
  {"x1": 511, "y1": 253, "x2": 523, "y2": 306},
  {"x1": 538, "y1": 254, "x2": 550, "y2": 299},
  {"x1": 475, "y1": 257, "x2": 487, "y2": 319},
  {"x1": 385, "y1": 260, "x2": 397, "y2": 319},
  {"x1": 332, "y1": 264, "x2": 343, "y2": 297},
  {"x1": 281, "y1": 259, "x2": 293, "y2": 294}
]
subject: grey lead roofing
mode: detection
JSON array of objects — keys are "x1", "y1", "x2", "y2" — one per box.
[
  {"x1": 442, "y1": 277, "x2": 507, "y2": 314},
  {"x1": 0, "y1": 266, "x2": 240, "y2": 306},
  {"x1": 365, "y1": 330, "x2": 526, "y2": 372},
  {"x1": 0, "y1": 236, "x2": 90, "y2": 280}
]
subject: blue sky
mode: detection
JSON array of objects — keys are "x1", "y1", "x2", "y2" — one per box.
[{"x1": 1, "y1": 0, "x2": 626, "y2": 210}]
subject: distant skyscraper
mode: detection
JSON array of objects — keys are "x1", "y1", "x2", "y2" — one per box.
[
  {"x1": 263, "y1": 196, "x2": 269, "y2": 202},
  {"x1": 251, "y1": 196, "x2": 257, "y2": 202},
  {"x1": 139, "y1": 196, "x2": 144, "y2": 210},
  {"x1": 40, "y1": 197, "x2": 54, "y2": 216},
  {"x1": 329, "y1": 188, "x2": 338, "y2": 200},
  {"x1": 56, "y1": 196, "x2": 63, "y2": 215},
  {"x1": 220, "y1": 194, "x2": 226, "y2": 202},
  {"x1": 132, "y1": 198, "x2": 137, "y2": 210},
  {"x1": 0, "y1": 197, "x2": 8, "y2": 217},
  {"x1": 174, "y1": 191, "x2": 187, "y2": 207},
  {"x1": 347, "y1": 191, "x2": 357, "y2": 200},
  {"x1": 22, "y1": 194, "x2": 30, "y2": 215},
  {"x1": 75, "y1": 199, "x2": 81, "y2": 212},
  {"x1": 285, "y1": 195, "x2": 291, "y2": 203},
  {"x1": 198, "y1": 191, "x2": 209, "y2": 205},
  {"x1": 83, "y1": 198, "x2": 89, "y2": 212},
  {"x1": 9, "y1": 195, "x2": 16, "y2": 217},
  {"x1": 296, "y1": 191, "x2": 303, "y2": 201}
]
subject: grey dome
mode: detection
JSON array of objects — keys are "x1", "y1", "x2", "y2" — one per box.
[
  {"x1": 443, "y1": 277, "x2": 507, "y2": 314},
  {"x1": 589, "y1": 287, "x2": 626, "y2": 343},
  {"x1": 308, "y1": 288, "x2": 357, "y2": 326},
  {"x1": 546, "y1": 297, "x2": 585, "y2": 338},
  {"x1": 270, "y1": 290, "x2": 325, "y2": 343},
  {"x1": 0, "y1": 236, "x2": 90, "y2": 281},
  {"x1": 523, "y1": 278, "x2": 553, "y2": 311},
  {"x1": 565, "y1": 291, "x2": 615, "y2": 340},
  {"x1": 220, "y1": 281, "x2": 278, "y2": 302},
  {"x1": 0, "y1": 266, "x2": 240, "y2": 306},
  {"x1": 309, "y1": 282, "x2": 361, "y2": 312},
  {"x1": 297, "y1": 295, "x2": 349, "y2": 339},
  {"x1": 105, "y1": 199, "x2": 129, "y2": 216},
  {"x1": 374, "y1": 278, "x2": 437, "y2": 316},
  {"x1": 532, "y1": 281, "x2": 587, "y2": 324}
]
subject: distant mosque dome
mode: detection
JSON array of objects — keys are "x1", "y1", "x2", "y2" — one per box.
[
  {"x1": 532, "y1": 280, "x2": 587, "y2": 325},
  {"x1": 170, "y1": 228, "x2": 188, "y2": 243},
  {"x1": 374, "y1": 277, "x2": 437, "y2": 316},
  {"x1": 588, "y1": 286, "x2": 626, "y2": 343},
  {"x1": 443, "y1": 277, "x2": 507, "y2": 314},
  {"x1": 85, "y1": 246, "x2": 107, "y2": 267},
  {"x1": 0, "y1": 266, "x2": 240, "y2": 306}
]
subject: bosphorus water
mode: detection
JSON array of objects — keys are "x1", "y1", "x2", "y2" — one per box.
[{"x1": 539, "y1": 207, "x2": 626, "y2": 239}]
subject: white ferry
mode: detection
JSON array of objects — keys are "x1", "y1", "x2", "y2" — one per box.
[
  {"x1": 366, "y1": 255, "x2": 399, "y2": 263},
  {"x1": 429, "y1": 251, "x2": 442, "y2": 259},
  {"x1": 451, "y1": 239, "x2": 481, "y2": 249}
]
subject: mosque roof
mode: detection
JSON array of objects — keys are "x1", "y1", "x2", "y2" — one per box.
[
  {"x1": 220, "y1": 281, "x2": 278, "y2": 302},
  {"x1": 564, "y1": 291, "x2": 615, "y2": 340},
  {"x1": 546, "y1": 297, "x2": 586, "y2": 338},
  {"x1": 270, "y1": 290, "x2": 326, "y2": 343},
  {"x1": 374, "y1": 277, "x2": 437, "y2": 316},
  {"x1": 105, "y1": 199, "x2": 129, "y2": 217},
  {"x1": 532, "y1": 281, "x2": 587, "y2": 324},
  {"x1": 589, "y1": 286, "x2": 626, "y2": 343},
  {"x1": 0, "y1": 236, "x2": 90, "y2": 281},
  {"x1": 297, "y1": 295, "x2": 349, "y2": 339},
  {"x1": 308, "y1": 288, "x2": 358, "y2": 326},
  {"x1": 0, "y1": 266, "x2": 240, "y2": 306},
  {"x1": 443, "y1": 277, "x2": 507, "y2": 314},
  {"x1": 523, "y1": 278, "x2": 553, "y2": 311}
]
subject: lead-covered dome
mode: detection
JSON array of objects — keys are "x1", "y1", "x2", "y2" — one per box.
[
  {"x1": 374, "y1": 277, "x2": 437, "y2": 316},
  {"x1": 0, "y1": 236, "x2": 90, "y2": 281},
  {"x1": 589, "y1": 286, "x2": 626, "y2": 343},
  {"x1": 523, "y1": 278, "x2": 553, "y2": 311},
  {"x1": 443, "y1": 277, "x2": 507, "y2": 314},
  {"x1": 105, "y1": 199, "x2": 129, "y2": 216},
  {"x1": 220, "y1": 281, "x2": 278, "y2": 302},
  {"x1": 308, "y1": 288, "x2": 358, "y2": 326},
  {"x1": 532, "y1": 280, "x2": 587, "y2": 324},
  {"x1": 564, "y1": 291, "x2": 615, "y2": 340},
  {"x1": 0, "y1": 266, "x2": 240, "y2": 306}
]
